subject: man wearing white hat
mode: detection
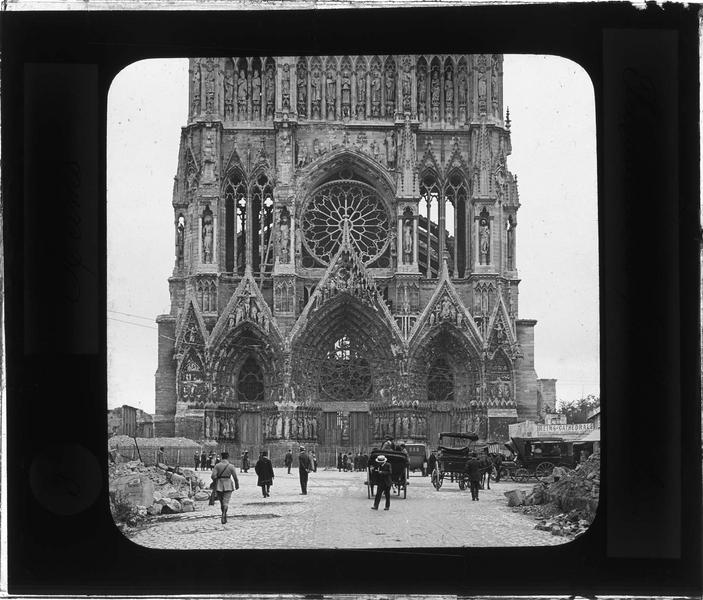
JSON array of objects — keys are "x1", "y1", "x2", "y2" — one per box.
[{"x1": 371, "y1": 454, "x2": 393, "y2": 511}]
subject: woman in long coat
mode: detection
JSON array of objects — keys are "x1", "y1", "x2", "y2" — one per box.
[{"x1": 254, "y1": 451, "x2": 274, "y2": 497}]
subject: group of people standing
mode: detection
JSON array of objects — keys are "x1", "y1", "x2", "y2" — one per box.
[
  {"x1": 194, "y1": 450, "x2": 220, "y2": 471},
  {"x1": 337, "y1": 451, "x2": 369, "y2": 472}
]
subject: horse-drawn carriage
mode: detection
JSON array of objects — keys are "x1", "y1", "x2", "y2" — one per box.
[
  {"x1": 430, "y1": 432, "x2": 488, "y2": 491},
  {"x1": 366, "y1": 448, "x2": 410, "y2": 499},
  {"x1": 504, "y1": 437, "x2": 577, "y2": 482}
]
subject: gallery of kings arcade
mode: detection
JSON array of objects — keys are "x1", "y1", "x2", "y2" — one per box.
[{"x1": 153, "y1": 54, "x2": 557, "y2": 455}]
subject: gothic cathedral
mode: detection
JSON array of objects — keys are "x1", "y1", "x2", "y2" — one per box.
[{"x1": 154, "y1": 55, "x2": 556, "y2": 452}]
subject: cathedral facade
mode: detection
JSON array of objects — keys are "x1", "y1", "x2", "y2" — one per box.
[{"x1": 154, "y1": 54, "x2": 556, "y2": 452}]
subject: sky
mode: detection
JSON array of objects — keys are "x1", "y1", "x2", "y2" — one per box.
[{"x1": 107, "y1": 55, "x2": 599, "y2": 413}]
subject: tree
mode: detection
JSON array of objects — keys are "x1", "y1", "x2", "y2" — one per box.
[{"x1": 556, "y1": 394, "x2": 600, "y2": 424}]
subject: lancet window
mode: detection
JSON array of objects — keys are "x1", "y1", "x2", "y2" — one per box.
[
  {"x1": 445, "y1": 172, "x2": 468, "y2": 278},
  {"x1": 419, "y1": 173, "x2": 441, "y2": 278},
  {"x1": 224, "y1": 173, "x2": 247, "y2": 274},
  {"x1": 250, "y1": 173, "x2": 274, "y2": 276}
]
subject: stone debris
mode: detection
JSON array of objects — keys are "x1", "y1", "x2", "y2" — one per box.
[
  {"x1": 506, "y1": 451, "x2": 600, "y2": 539},
  {"x1": 109, "y1": 458, "x2": 212, "y2": 529},
  {"x1": 503, "y1": 489, "x2": 527, "y2": 507}
]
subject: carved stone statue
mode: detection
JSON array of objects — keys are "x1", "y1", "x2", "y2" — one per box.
[
  {"x1": 237, "y1": 69, "x2": 248, "y2": 116},
  {"x1": 191, "y1": 62, "x2": 201, "y2": 115},
  {"x1": 385, "y1": 131, "x2": 397, "y2": 169},
  {"x1": 311, "y1": 68, "x2": 321, "y2": 118},
  {"x1": 224, "y1": 71, "x2": 234, "y2": 120},
  {"x1": 402, "y1": 218, "x2": 413, "y2": 263},
  {"x1": 491, "y1": 55, "x2": 500, "y2": 117},
  {"x1": 457, "y1": 65, "x2": 467, "y2": 107},
  {"x1": 325, "y1": 67, "x2": 336, "y2": 119},
  {"x1": 204, "y1": 59, "x2": 216, "y2": 113},
  {"x1": 430, "y1": 68, "x2": 440, "y2": 120},
  {"x1": 356, "y1": 70, "x2": 366, "y2": 118},
  {"x1": 401, "y1": 59, "x2": 412, "y2": 112},
  {"x1": 445, "y1": 70, "x2": 454, "y2": 120},
  {"x1": 176, "y1": 216, "x2": 185, "y2": 266},
  {"x1": 202, "y1": 213, "x2": 213, "y2": 263},
  {"x1": 251, "y1": 70, "x2": 261, "y2": 109},
  {"x1": 479, "y1": 218, "x2": 490, "y2": 263},
  {"x1": 266, "y1": 64, "x2": 276, "y2": 116},
  {"x1": 278, "y1": 209, "x2": 290, "y2": 263},
  {"x1": 296, "y1": 62, "x2": 307, "y2": 117},
  {"x1": 281, "y1": 63, "x2": 290, "y2": 110},
  {"x1": 385, "y1": 64, "x2": 395, "y2": 109},
  {"x1": 417, "y1": 66, "x2": 427, "y2": 119},
  {"x1": 341, "y1": 66, "x2": 351, "y2": 118},
  {"x1": 370, "y1": 68, "x2": 381, "y2": 116}
]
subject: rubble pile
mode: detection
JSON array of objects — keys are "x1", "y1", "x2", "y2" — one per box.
[
  {"x1": 109, "y1": 460, "x2": 211, "y2": 529},
  {"x1": 504, "y1": 451, "x2": 600, "y2": 539}
]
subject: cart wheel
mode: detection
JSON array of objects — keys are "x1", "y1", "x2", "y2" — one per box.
[
  {"x1": 535, "y1": 462, "x2": 555, "y2": 482},
  {"x1": 458, "y1": 478, "x2": 466, "y2": 491},
  {"x1": 515, "y1": 468, "x2": 530, "y2": 483}
]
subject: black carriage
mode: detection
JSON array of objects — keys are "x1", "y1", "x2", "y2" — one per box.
[
  {"x1": 505, "y1": 437, "x2": 577, "y2": 482},
  {"x1": 430, "y1": 432, "x2": 483, "y2": 491},
  {"x1": 366, "y1": 449, "x2": 410, "y2": 499}
]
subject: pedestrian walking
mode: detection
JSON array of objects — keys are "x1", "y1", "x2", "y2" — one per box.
[
  {"x1": 371, "y1": 455, "x2": 392, "y2": 511},
  {"x1": 310, "y1": 450, "x2": 318, "y2": 472},
  {"x1": 298, "y1": 446, "x2": 313, "y2": 495},
  {"x1": 241, "y1": 450, "x2": 250, "y2": 473},
  {"x1": 255, "y1": 450, "x2": 274, "y2": 497},
  {"x1": 337, "y1": 452, "x2": 343, "y2": 472},
  {"x1": 341, "y1": 453, "x2": 348, "y2": 472},
  {"x1": 210, "y1": 451, "x2": 239, "y2": 524},
  {"x1": 194, "y1": 452, "x2": 200, "y2": 471},
  {"x1": 284, "y1": 450, "x2": 293, "y2": 474},
  {"x1": 465, "y1": 452, "x2": 482, "y2": 501},
  {"x1": 200, "y1": 451, "x2": 207, "y2": 471}
]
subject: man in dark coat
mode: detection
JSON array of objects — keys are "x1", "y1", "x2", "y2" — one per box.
[
  {"x1": 284, "y1": 450, "x2": 293, "y2": 474},
  {"x1": 465, "y1": 452, "x2": 482, "y2": 501},
  {"x1": 194, "y1": 452, "x2": 200, "y2": 471},
  {"x1": 371, "y1": 454, "x2": 393, "y2": 510},
  {"x1": 200, "y1": 451, "x2": 207, "y2": 471},
  {"x1": 298, "y1": 446, "x2": 313, "y2": 495},
  {"x1": 337, "y1": 452, "x2": 343, "y2": 471},
  {"x1": 428, "y1": 451, "x2": 437, "y2": 476},
  {"x1": 255, "y1": 450, "x2": 274, "y2": 497},
  {"x1": 493, "y1": 452, "x2": 503, "y2": 482},
  {"x1": 241, "y1": 451, "x2": 250, "y2": 473}
]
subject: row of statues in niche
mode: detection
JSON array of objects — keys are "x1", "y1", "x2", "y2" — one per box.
[
  {"x1": 428, "y1": 295, "x2": 468, "y2": 329},
  {"x1": 264, "y1": 412, "x2": 318, "y2": 439},
  {"x1": 297, "y1": 58, "x2": 403, "y2": 121},
  {"x1": 204, "y1": 412, "x2": 239, "y2": 440},
  {"x1": 227, "y1": 296, "x2": 271, "y2": 333},
  {"x1": 454, "y1": 413, "x2": 485, "y2": 435},
  {"x1": 192, "y1": 55, "x2": 501, "y2": 123},
  {"x1": 295, "y1": 129, "x2": 397, "y2": 169},
  {"x1": 373, "y1": 413, "x2": 428, "y2": 439}
]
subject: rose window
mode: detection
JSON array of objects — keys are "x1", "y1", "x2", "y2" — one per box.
[
  {"x1": 302, "y1": 180, "x2": 390, "y2": 266},
  {"x1": 320, "y1": 335, "x2": 372, "y2": 401}
]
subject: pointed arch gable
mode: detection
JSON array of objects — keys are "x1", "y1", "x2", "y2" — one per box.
[
  {"x1": 289, "y1": 235, "x2": 404, "y2": 350},
  {"x1": 408, "y1": 262, "x2": 482, "y2": 353},
  {"x1": 175, "y1": 294, "x2": 208, "y2": 354},
  {"x1": 223, "y1": 146, "x2": 245, "y2": 181},
  {"x1": 209, "y1": 271, "x2": 284, "y2": 354},
  {"x1": 485, "y1": 291, "x2": 520, "y2": 357}
]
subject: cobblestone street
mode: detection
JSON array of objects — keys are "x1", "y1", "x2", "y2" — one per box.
[{"x1": 127, "y1": 468, "x2": 567, "y2": 549}]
